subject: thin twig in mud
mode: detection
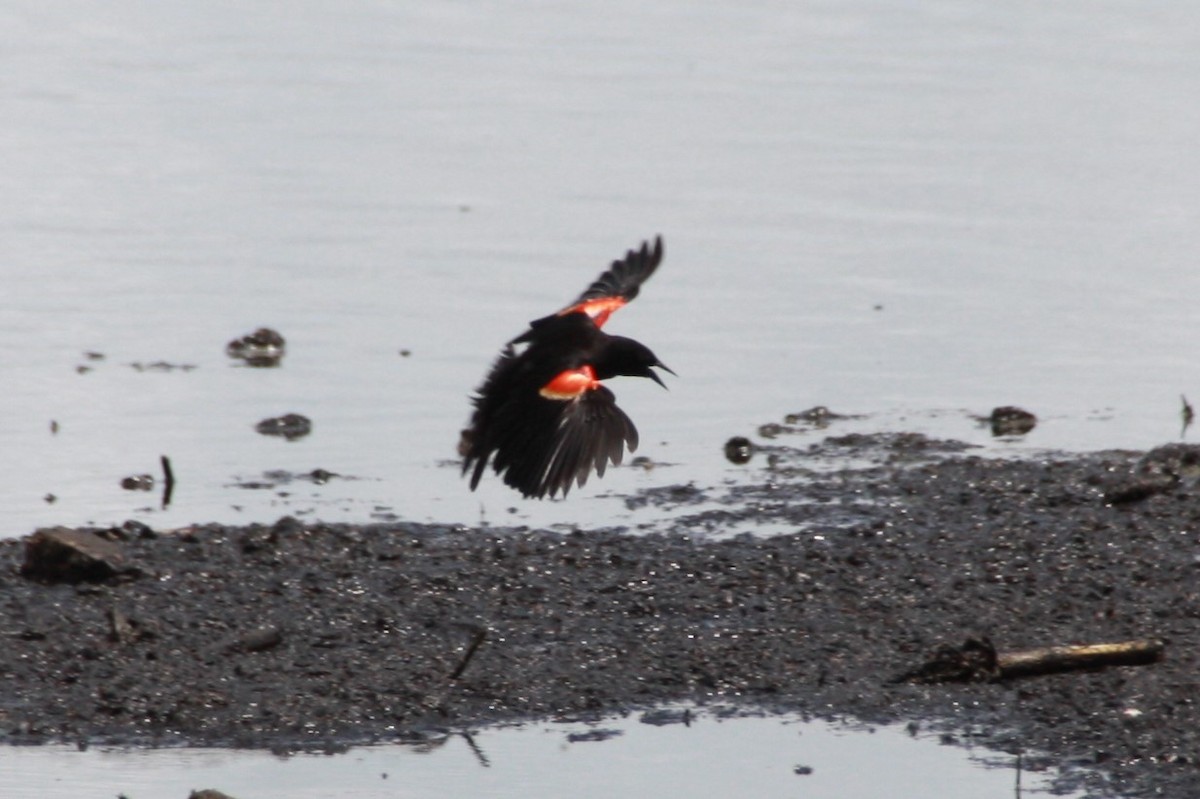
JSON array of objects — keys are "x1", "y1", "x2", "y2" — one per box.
[
  {"x1": 418, "y1": 626, "x2": 490, "y2": 717},
  {"x1": 450, "y1": 627, "x2": 488, "y2": 680}
]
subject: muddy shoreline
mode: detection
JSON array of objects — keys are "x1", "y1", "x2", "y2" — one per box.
[{"x1": 3, "y1": 432, "x2": 1198, "y2": 797}]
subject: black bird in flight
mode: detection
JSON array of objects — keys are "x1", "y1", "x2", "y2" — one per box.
[{"x1": 461, "y1": 236, "x2": 673, "y2": 499}]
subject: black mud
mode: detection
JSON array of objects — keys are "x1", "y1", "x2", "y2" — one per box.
[{"x1": 3, "y1": 431, "x2": 1200, "y2": 798}]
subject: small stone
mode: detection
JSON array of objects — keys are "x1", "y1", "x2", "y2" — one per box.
[
  {"x1": 21, "y1": 528, "x2": 138, "y2": 584},
  {"x1": 227, "y1": 327, "x2": 286, "y2": 367},
  {"x1": 784, "y1": 405, "x2": 845, "y2": 425},
  {"x1": 309, "y1": 468, "x2": 335, "y2": 485},
  {"x1": 237, "y1": 625, "x2": 284, "y2": 653},
  {"x1": 120, "y1": 474, "x2": 155, "y2": 491},
  {"x1": 210, "y1": 624, "x2": 284, "y2": 658},
  {"x1": 272, "y1": 516, "x2": 304, "y2": 537},
  {"x1": 724, "y1": 436, "x2": 754, "y2": 464},
  {"x1": 757, "y1": 422, "x2": 787, "y2": 439},
  {"x1": 255, "y1": 413, "x2": 312, "y2": 441},
  {"x1": 1104, "y1": 474, "x2": 1177, "y2": 505},
  {"x1": 120, "y1": 520, "x2": 157, "y2": 539},
  {"x1": 108, "y1": 607, "x2": 137, "y2": 644},
  {"x1": 989, "y1": 406, "x2": 1037, "y2": 437}
]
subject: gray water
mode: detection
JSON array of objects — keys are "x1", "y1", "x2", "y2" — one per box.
[
  {"x1": 2, "y1": 0, "x2": 1193, "y2": 794},
  {"x1": 4, "y1": 0, "x2": 1199, "y2": 536},
  {"x1": 1, "y1": 713, "x2": 1074, "y2": 799}
]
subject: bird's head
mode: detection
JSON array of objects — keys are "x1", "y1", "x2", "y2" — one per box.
[{"x1": 597, "y1": 336, "x2": 675, "y2": 388}]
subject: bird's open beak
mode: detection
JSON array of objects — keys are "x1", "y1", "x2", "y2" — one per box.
[{"x1": 649, "y1": 361, "x2": 675, "y2": 389}]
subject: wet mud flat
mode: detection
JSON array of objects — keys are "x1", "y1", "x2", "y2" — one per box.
[{"x1": 3, "y1": 432, "x2": 1199, "y2": 798}]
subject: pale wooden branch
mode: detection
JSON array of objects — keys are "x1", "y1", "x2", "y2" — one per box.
[
  {"x1": 893, "y1": 637, "x2": 1165, "y2": 684},
  {"x1": 996, "y1": 639, "x2": 1164, "y2": 679}
]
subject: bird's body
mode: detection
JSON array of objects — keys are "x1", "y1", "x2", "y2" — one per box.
[{"x1": 462, "y1": 237, "x2": 671, "y2": 499}]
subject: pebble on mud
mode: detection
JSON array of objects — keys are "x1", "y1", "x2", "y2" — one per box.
[
  {"x1": 1102, "y1": 442, "x2": 1200, "y2": 504},
  {"x1": 229, "y1": 625, "x2": 284, "y2": 654},
  {"x1": 783, "y1": 405, "x2": 849, "y2": 426},
  {"x1": 226, "y1": 327, "x2": 286, "y2": 367},
  {"x1": 988, "y1": 406, "x2": 1037, "y2": 436},
  {"x1": 120, "y1": 474, "x2": 155, "y2": 491},
  {"x1": 757, "y1": 422, "x2": 790, "y2": 439},
  {"x1": 723, "y1": 436, "x2": 754, "y2": 464},
  {"x1": 310, "y1": 468, "x2": 336, "y2": 485},
  {"x1": 255, "y1": 413, "x2": 312, "y2": 441},
  {"x1": 20, "y1": 528, "x2": 138, "y2": 584}
]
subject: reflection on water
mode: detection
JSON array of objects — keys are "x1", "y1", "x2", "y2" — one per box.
[{"x1": 0, "y1": 712, "x2": 1081, "y2": 799}]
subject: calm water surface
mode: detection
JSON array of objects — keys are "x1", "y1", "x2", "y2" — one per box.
[
  {"x1": 0, "y1": 714, "x2": 1078, "y2": 799},
  {"x1": 2, "y1": 1, "x2": 1200, "y2": 535},
  {"x1": 1, "y1": 1, "x2": 1195, "y2": 794},
  {"x1": 3, "y1": 0, "x2": 1199, "y2": 537}
]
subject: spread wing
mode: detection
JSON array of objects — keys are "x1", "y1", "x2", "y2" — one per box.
[
  {"x1": 491, "y1": 387, "x2": 638, "y2": 499},
  {"x1": 562, "y1": 235, "x2": 664, "y2": 325},
  {"x1": 513, "y1": 237, "x2": 664, "y2": 343},
  {"x1": 462, "y1": 346, "x2": 638, "y2": 499}
]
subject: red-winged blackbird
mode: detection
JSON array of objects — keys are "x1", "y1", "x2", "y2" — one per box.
[{"x1": 462, "y1": 236, "x2": 673, "y2": 499}]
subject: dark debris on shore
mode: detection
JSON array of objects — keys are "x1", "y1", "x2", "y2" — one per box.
[{"x1": 3, "y1": 432, "x2": 1200, "y2": 798}]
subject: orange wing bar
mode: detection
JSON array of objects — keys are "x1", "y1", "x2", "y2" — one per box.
[
  {"x1": 559, "y1": 296, "x2": 627, "y2": 329},
  {"x1": 538, "y1": 365, "x2": 600, "y2": 400}
]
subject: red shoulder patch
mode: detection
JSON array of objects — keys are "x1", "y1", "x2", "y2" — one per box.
[
  {"x1": 559, "y1": 296, "x2": 627, "y2": 329},
  {"x1": 539, "y1": 365, "x2": 599, "y2": 400}
]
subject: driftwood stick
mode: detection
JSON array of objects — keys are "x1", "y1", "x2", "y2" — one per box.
[
  {"x1": 997, "y1": 639, "x2": 1164, "y2": 679},
  {"x1": 892, "y1": 637, "x2": 1165, "y2": 684}
]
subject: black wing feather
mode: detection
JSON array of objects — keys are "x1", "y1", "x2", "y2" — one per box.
[
  {"x1": 571, "y1": 235, "x2": 663, "y2": 306},
  {"x1": 501, "y1": 388, "x2": 636, "y2": 499},
  {"x1": 463, "y1": 350, "x2": 638, "y2": 499},
  {"x1": 512, "y1": 236, "x2": 663, "y2": 346}
]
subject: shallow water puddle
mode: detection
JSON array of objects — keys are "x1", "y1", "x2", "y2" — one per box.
[{"x1": 1, "y1": 712, "x2": 1080, "y2": 799}]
